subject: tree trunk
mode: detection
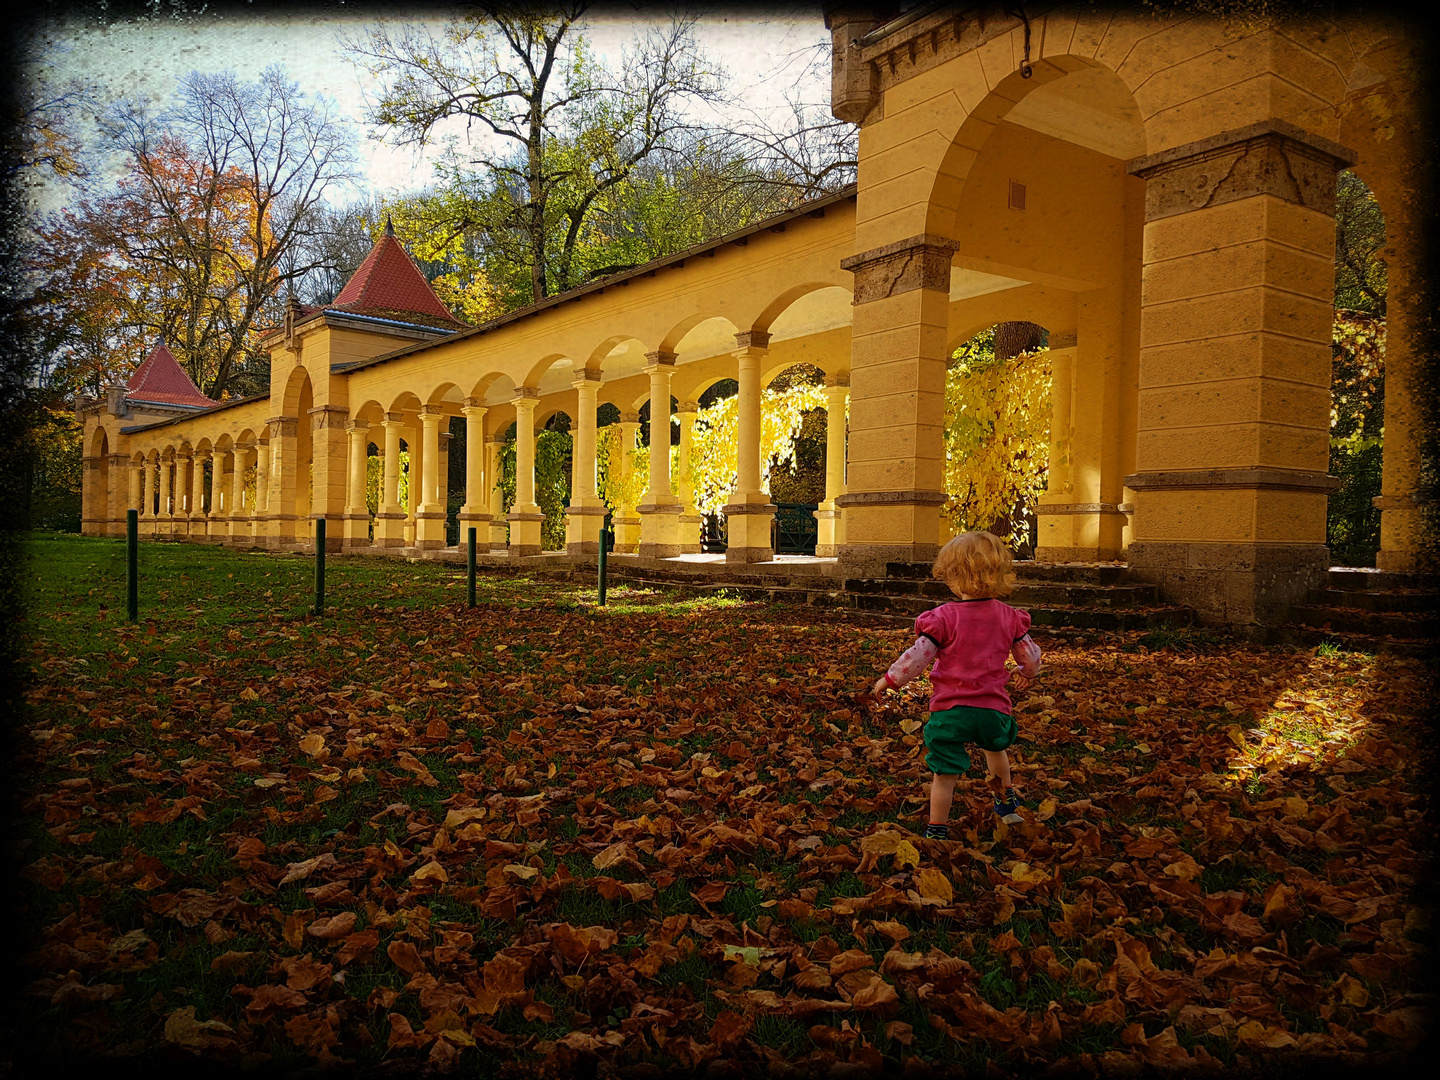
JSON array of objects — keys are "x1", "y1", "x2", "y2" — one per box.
[
  {"x1": 994, "y1": 320, "x2": 1044, "y2": 361},
  {"x1": 989, "y1": 321, "x2": 1046, "y2": 545}
]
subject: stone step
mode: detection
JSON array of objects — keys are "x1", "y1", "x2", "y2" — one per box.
[
  {"x1": 1327, "y1": 567, "x2": 1440, "y2": 591},
  {"x1": 1266, "y1": 625, "x2": 1433, "y2": 659},
  {"x1": 1287, "y1": 605, "x2": 1439, "y2": 638},
  {"x1": 607, "y1": 569, "x2": 1194, "y2": 632},
  {"x1": 1304, "y1": 587, "x2": 1440, "y2": 613}
]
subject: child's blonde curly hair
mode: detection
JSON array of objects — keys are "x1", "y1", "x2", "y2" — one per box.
[{"x1": 932, "y1": 531, "x2": 1016, "y2": 598}]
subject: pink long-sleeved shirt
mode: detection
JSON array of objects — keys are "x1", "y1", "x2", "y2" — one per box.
[{"x1": 883, "y1": 598, "x2": 1041, "y2": 715}]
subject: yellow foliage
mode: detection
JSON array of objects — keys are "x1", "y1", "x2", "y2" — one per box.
[
  {"x1": 942, "y1": 340, "x2": 1051, "y2": 548},
  {"x1": 687, "y1": 384, "x2": 831, "y2": 516}
]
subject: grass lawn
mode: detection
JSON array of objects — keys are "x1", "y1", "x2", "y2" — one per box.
[{"x1": 10, "y1": 532, "x2": 1431, "y2": 1075}]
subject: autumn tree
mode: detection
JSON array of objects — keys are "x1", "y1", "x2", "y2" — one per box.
[{"x1": 32, "y1": 66, "x2": 358, "y2": 400}]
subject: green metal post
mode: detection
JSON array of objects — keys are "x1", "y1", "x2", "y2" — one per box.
[
  {"x1": 597, "y1": 527, "x2": 608, "y2": 606},
  {"x1": 467, "y1": 527, "x2": 477, "y2": 608},
  {"x1": 126, "y1": 509, "x2": 138, "y2": 623},
  {"x1": 314, "y1": 519, "x2": 326, "y2": 616}
]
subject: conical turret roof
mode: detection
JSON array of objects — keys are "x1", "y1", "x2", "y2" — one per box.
[
  {"x1": 330, "y1": 228, "x2": 462, "y2": 329},
  {"x1": 125, "y1": 344, "x2": 218, "y2": 408}
]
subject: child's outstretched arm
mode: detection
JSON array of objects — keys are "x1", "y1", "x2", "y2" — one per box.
[
  {"x1": 1011, "y1": 633, "x2": 1041, "y2": 681},
  {"x1": 871, "y1": 636, "x2": 939, "y2": 698}
]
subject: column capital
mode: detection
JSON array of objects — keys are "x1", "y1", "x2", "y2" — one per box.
[
  {"x1": 308, "y1": 404, "x2": 349, "y2": 430},
  {"x1": 733, "y1": 330, "x2": 770, "y2": 351},
  {"x1": 620, "y1": 411, "x2": 641, "y2": 425},
  {"x1": 267, "y1": 415, "x2": 299, "y2": 438},
  {"x1": 417, "y1": 404, "x2": 446, "y2": 419},
  {"x1": 676, "y1": 400, "x2": 699, "y2": 414},
  {"x1": 644, "y1": 350, "x2": 677, "y2": 370},
  {"x1": 1126, "y1": 120, "x2": 1358, "y2": 221},
  {"x1": 345, "y1": 420, "x2": 370, "y2": 434},
  {"x1": 824, "y1": 372, "x2": 851, "y2": 389},
  {"x1": 574, "y1": 366, "x2": 603, "y2": 383},
  {"x1": 462, "y1": 402, "x2": 488, "y2": 418},
  {"x1": 439, "y1": 431, "x2": 454, "y2": 446},
  {"x1": 486, "y1": 432, "x2": 508, "y2": 445},
  {"x1": 193, "y1": 448, "x2": 212, "y2": 461},
  {"x1": 513, "y1": 387, "x2": 541, "y2": 405},
  {"x1": 382, "y1": 412, "x2": 406, "y2": 426},
  {"x1": 840, "y1": 233, "x2": 956, "y2": 302},
  {"x1": 572, "y1": 375, "x2": 603, "y2": 391}
]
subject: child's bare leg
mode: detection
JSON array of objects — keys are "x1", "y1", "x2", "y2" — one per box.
[
  {"x1": 929, "y1": 773, "x2": 960, "y2": 823},
  {"x1": 982, "y1": 749, "x2": 1012, "y2": 794}
]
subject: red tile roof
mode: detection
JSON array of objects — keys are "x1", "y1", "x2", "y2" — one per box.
[
  {"x1": 331, "y1": 228, "x2": 462, "y2": 327},
  {"x1": 126, "y1": 344, "x2": 219, "y2": 408}
]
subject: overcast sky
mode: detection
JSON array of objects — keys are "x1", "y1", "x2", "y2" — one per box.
[{"x1": 34, "y1": 5, "x2": 833, "y2": 214}]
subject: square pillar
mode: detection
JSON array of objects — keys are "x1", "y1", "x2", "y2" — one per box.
[
  {"x1": 507, "y1": 390, "x2": 543, "y2": 557},
  {"x1": 838, "y1": 238, "x2": 951, "y2": 573},
  {"x1": 308, "y1": 405, "x2": 348, "y2": 553},
  {"x1": 565, "y1": 375, "x2": 605, "y2": 555},
  {"x1": 1125, "y1": 121, "x2": 1356, "y2": 624},
  {"x1": 814, "y1": 375, "x2": 849, "y2": 557},
  {"x1": 1374, "y1": 231, "x2": 1426, "y2": 571},
  {"x1": 264, "y1": 416, "x2": 300, "y2": 548}
]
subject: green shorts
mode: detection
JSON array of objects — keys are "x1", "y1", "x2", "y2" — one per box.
[{"x1": 923, "y1": 706, "x2": 1018, "y2": 775}]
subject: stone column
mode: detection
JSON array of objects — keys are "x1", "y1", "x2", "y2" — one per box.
[
  {"x1": 722, "y1": 332, "x2": 776, "y2": 563},
  {"x1": 487, "y1": 433, "x2": 509, "y2": 551},
  {"x1": 565, "y1": 373, "x2": 606, "y2": 555},
  {"x1": 343, "y1": 421, "x2": 371, "y2": 548},
  {"x1": 158, "y1": 454, "x2": 174, "y2": 536},
  {"x1": 1124, "y1": 120, "x2": 1356, "y2": 625},
  {"x1": 638, "y1": 352, "x2": 682, "y2": 558},
  {"x1": 507, "y1": 390, "x2": 544, "y2": 557},
  {"x1": 230, "y1": 443, "x2": 252, "y2": 543},
  {"x1": 374, "y1": 414, "x2": 407, "y2": 548},
  {"x1": 197, "y1": 450, "x2": 215, "y2": 540},
  {"x1": 439, "y1": 430, "x2": 454, "y2": 545},
  {"x1": 265, "y1": 416, "x2": 299, "y2": 548},
  {"x1": 458, "y1": 402, "x2": 493, "y2": 546},
  {"x1": 1034, "y1": 337, "x2": 1111, "y2": 562},
  {"x1": 815, "y1": 374, "x2": 850, "y2": 557},
  {"x1": 415, "y1": 406, "x2": 448, "y2": 550},
  {"x1": 612, "y1": 413, "x2": 642, "y2": 554},
  {"x1": 838, "y1": 237, "x2": 951, "y2": 573},
  {"x1": 139, "y1": 457, "x2": 155, "y2": 535},
  {"x1": 676, "y1": 402, "x2": 702, "y2": 554}
]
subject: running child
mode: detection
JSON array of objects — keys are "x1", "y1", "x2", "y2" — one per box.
[{"x1": 871, "y1": 531, "x2": 1041, "y2": 838}]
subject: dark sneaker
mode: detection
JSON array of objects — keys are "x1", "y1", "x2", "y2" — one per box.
[
  {"x1": 923, "y1": 822, "x2": 950, "y2": 840},
  {"x1": 993, "y1": 793, "x2": 1023, "y2": 825}
]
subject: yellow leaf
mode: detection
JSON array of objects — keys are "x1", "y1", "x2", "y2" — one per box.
[
  {"x1": 894, "y1": 840, "x2": 920, "y2": 870},
  {"x1": 1009, "y1": 862, "x2": 1049, "y2": 885},
  {"x1": 410, "y1": 861, "x2": 448, "y2": 883},
  {"x1": 298, "y1": 733, "x2": 326, "y2": 758},
  {"x1": 914, "y1": 868, "x2": 953, "y2": 904},
  {"x1": 504, "y1": 864, "x2": 538, "y2": 882},
  {"x1": 239, "y1": 687, "x2": 259, "y2": 702}
]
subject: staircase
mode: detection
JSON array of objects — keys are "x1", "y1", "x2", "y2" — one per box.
[
  {"x1": 1272, "y1": 568, "x2": 1438, "y2": 657},
  {"x1": 592, "y1": 559, "x2": 1195, "y2": 637}
]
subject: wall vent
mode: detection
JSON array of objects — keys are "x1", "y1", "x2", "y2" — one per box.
[{"x1": 1009, "y1": 180, "x2": 1027, "y2": 210}]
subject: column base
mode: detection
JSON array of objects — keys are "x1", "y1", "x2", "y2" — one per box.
[
  {"x1": 815, "y1": 545, "x2": 839, "y2": 558},
  {"x1": 639, "y1": 544, "x2": 683, "y2": 558},
  {"x1": 508, "y1": 545, "x2": 543, "y2": 558},
  {"x1": 508, "y1": 510, "x2": 544, "y2": 555},
  {"x1": 726, "y1": 546, "x2": 775, "y2": 564},
  {"x1": 567, "y1": 540, "x2": 601, "y2": 555},
  {"x1": 1034, "y1": 545, "x2": 1119, "y2": 563},
  {"x1": 1127, "y1": 541, "x2": 1330, "y2": 625},
  {"x1": 837, "y1": 543, "x2": 941, "y2": 577},
  {"x1": 612, "y1": 514, "x2": 640, "y2": 554}
]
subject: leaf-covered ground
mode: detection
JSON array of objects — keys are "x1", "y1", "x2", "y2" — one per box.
[{"x1": 11, "y1": 533, "x2": 1433, "y2": 1075}]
